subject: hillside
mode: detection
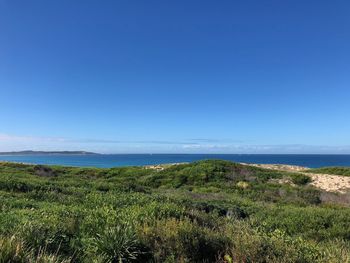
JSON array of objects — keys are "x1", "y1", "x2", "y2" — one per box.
[{"x1": 1, "y1": 160, "x2": 349, "y2": 262}]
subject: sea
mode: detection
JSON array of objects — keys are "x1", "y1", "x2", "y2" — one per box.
[{"x1": 1, "y1": 154, "x2": 350, "y2": 168}]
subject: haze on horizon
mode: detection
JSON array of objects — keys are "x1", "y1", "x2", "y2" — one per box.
[{"x1": 1, "y1": 1, "x2": 349, "y2": 154}]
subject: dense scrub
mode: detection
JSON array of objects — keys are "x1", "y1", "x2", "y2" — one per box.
[
  {"x1": 306, "y1": 166, "x2": 350, "y2": 176},
  {"x1": 0, "y1": 160, "x2": 349, "y2": 262}
]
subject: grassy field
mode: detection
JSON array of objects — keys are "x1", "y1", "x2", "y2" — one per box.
[{"x1": 1, "y1": 160, "x2": 350, "y2": 262}]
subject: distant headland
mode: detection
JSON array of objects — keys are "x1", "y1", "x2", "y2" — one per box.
[{"x1": 0, "y1": 150, "x2": 99, "y2": 155}]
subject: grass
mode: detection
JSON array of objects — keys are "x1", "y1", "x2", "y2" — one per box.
[
  {"x1": 0, "y1": 160, "x2": 349, "y2": 262},
  {"x1": 306, "y1": 166, "x2": 350, "y2": 176}
]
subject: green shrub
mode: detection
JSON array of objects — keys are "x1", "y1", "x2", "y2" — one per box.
[
  {"x1": 138, "y1": 218, "x2": 227, "y2": 262},
  {"x1": 0, "y1": 235, "x2": 71, "y2": 263},
  {"x1": 23, "y1": 225, "x2": 66, "y2": 256},
  {"x1": 290, "y1": 174, "x2": 312, "y2": 185},
  {"x1": 225, "y1": 221, "x2": 322, "y2": 263},
  {"x1": 89, "y1": 223, "x2": 144, "y2": 262},
  {"x1": 319, "y1": 239, "x2": 350, "y2": 263},
  {"x1": 0, "y1": 235, "x2": 27, "y2": 263}
]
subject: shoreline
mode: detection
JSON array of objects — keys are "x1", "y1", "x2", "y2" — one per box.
[{"x1": 2, "y1": 154, "x2": 350, "y2": 168}]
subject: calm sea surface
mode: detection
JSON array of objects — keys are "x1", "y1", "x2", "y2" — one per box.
[{"x1": 1, "y1": 154, "x2": 350, "y2": 168}]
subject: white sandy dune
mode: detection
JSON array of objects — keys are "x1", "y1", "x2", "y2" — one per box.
[
  {"x1": 306, "y1": 173, "x2": 350, "y2": 194},
  {"x1": 243, "y1": 163, "x2": 350, "y2": 194}
]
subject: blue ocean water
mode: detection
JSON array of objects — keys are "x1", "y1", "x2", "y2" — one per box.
[{"x1": 0, "y1": 154, "x2": 350, "y2": 168}]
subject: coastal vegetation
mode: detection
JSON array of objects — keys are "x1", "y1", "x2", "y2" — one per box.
[
  {"x1": 306, "y1": 166, "x2": 350, "y2": 177},
  {"x1": 0, "y1": 160, "x2": 349, "y2": 262}
]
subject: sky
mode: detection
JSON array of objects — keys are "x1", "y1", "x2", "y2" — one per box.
[{"x1": 0, "y1": 0, "x2": 350, "y2": 154}]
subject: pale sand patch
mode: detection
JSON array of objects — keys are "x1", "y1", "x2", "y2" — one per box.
[
  {"x1": 240, "y1": 163, "x2": 309, "y2": 172},
  {"x1": 240, "y1": 163, "x2": 350, "y2": 194},
  {"x1": 145, "y1": 162, "x2": 188, "y2": 171},
  {"x1": 307, "y1": 173, "x2": 350, "y2": 194}
]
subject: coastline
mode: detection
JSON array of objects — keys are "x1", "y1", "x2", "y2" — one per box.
[
  {"x1": 2, "y1": 159, "x2": 350, "y2": 193},
  {"x1": 2, "y1": 154, "x2": 350, "y2": 168}
]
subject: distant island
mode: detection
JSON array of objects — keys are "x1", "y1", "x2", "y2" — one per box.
[{"x1": 0, "y1": 150, "x2": 99, "y2": 155}]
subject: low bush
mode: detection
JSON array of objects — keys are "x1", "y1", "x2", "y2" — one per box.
[
  {"x1": 224, "y1": 221, "x2": 322, "y2": 263},
  {"x1": 0, "y1": 235, "x2": 71, "y2": 263},
  {"x1": 290, "y1": 173, "x2": 312, "y2": 185},
  {"x1": 0, "y1": 235, "x2": 28, "y2": 263},
  {"x1": 88, "y1": 223, "x2": 145, "y2": 263},
  {"x1": 138, "y1": 218, "x2": 227, "y2": 262}
]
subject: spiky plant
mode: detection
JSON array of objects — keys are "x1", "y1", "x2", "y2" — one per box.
[{"x1": 92, "y1": 224, "x2": 142, "y2": 263}]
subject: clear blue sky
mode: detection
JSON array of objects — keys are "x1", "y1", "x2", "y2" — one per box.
[{"x1": 0, "y1": 0, "x2": 350, "y2": 153}]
